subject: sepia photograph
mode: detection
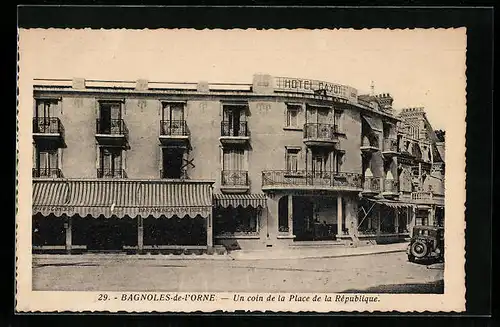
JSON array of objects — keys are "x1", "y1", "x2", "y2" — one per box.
[{"x1": 16, "y1": 27, "x2": 466, "y2": 312}]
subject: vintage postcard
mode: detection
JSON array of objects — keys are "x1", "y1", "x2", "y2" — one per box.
[{"x1": 16, "y1": 28, "x2": 466, "y2": 312}]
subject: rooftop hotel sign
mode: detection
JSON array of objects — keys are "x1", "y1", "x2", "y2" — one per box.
[{"x1": 273, "y1": 76, "x2": 358, "y2": 103}]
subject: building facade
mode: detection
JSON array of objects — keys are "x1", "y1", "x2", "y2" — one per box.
[{"x1": 31, "y1": 74, "x2": 445, "y2": 253}]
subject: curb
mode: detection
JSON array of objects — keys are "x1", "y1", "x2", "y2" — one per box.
[{"x1": 228, "y1": 248, "x2": 407, "y2": 260}]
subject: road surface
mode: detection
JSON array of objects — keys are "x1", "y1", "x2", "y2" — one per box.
[{"x1": 32, "y1": 252, "x2": 444, "y2": 293}]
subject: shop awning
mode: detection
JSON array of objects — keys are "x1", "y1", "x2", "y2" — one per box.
[
  {"x1": 362, "y1": 115, "x2": 383, "y2": 132},
  {"x1": 64, "y1": 180, "x2": 142, "y2": 218},
  {"x1": 366, "y1": 198, "x2": 414, "y2": 209},
  {"x1": 32, "y1": 180, "x2": 70, "y2": 217},
  {"x1": 138, "y1": 181, "x2": 213, "y2": 218},
  {"x1": 213, "y1": 193, "x2": 267, "y2": 208},
  {"x1": 32, "y1": 180, "x2": 214, "y2": 219}
]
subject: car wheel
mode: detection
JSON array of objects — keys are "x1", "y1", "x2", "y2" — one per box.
[
  {"x1": 407, "y1": 254, "x2": 415, "y2": 262},
  {"x1": 410, "y1": 240, "x2": 428, "y2": 259}
]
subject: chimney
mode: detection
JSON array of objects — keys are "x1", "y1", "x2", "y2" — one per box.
[{"x1": 252, "y1": 74, "x2": 274, "y2": 94}]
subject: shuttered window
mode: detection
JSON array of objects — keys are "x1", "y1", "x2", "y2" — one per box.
[{"x1": 223, "y1": 148, "x2": 244, "y2": 171}]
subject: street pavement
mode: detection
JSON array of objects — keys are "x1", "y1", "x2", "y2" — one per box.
[{"x1": 32, "y1": 251, "x2": 444, "y2": 293}]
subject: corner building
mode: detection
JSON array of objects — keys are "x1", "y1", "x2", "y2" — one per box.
[{"x1": 31, "y1": 74, "x2": 445, "y2": 254}]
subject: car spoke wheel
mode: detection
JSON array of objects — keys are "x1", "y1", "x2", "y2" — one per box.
[{"x1": 410, "y1": 240, "x2": 428, "y2": 258}]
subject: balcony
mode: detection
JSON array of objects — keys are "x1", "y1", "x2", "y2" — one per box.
[
  {"x1": 303, "y1": 123, "x2": 340, "y2": 147},
  {"x1": 410, "y1": 191, "x2": 444, "y2": 206},
  {"x1": 382, "y1": 138, "x2": 400, "y2": 158},
  {"x1": 97, "y1": 168, "x2": 127, "y2": 179},
  {"x1": 361, "y1": 176, "x2": 382, "y2": 196},
  {"x1": 32, "y1": 117, "x2": 65, "y2": 147},
  {"x1": 261, "y1": 170, "x2": 362, "y2": 192},
  {"x1": 381, "y1": 179, "x2": 399, "y2": 198},
  {"x1": 219, "y1": 121, "x2": 249, "y2": 145},
  {"x1": 95, "y1": 119, "x2": 129, "y2": 146},
  {"x1": 159, "y1": 120, "x2": 190, "y2": 147},
  {"x1": 221, "y1": 170, "x2": 250, "y2": 193},
  {"x1": 360, "y1": 136, "x2": 379, "y2": 154},
  {"x1": 160, "y1": 169, "x2": 188, "y2": 180},
  {"x1": 32, "y1": 168, "x2": 63, "y2": 179}
]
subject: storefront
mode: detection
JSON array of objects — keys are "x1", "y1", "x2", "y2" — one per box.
[
  {"x1": 357, "y1": 198, "x2": 413, "y2": 243},
  {"x1": 213, "y1": 194, "x2": 267, "y2": 251},
  {"x1": 32, "y1": 179, "x2": 214, "y2": 254}
]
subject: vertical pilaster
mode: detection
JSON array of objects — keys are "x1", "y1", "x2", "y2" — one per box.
[
  {"x1": 337, "y1": 196, "x2": 343, "y2": 236},
  {"x1": 65, "y1": 215, "x2": 72, "y2": 254},
  {"x1": 377, "y1": 209, "x2": 381, "y2": 235},
  {"x1": 288, "y1": 195, "x2": 293, "y2": 235},
  {"x1": 137, "y1": 216, "x2": 144, "y2": 253},
  {"x1": 394, "y1": 209, "x2": 399, "y2": 233},
  {"x1": 207, "y1": 213, "x2": 213, "y2": 250}
]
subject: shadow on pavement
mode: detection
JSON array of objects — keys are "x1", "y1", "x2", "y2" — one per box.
[{"x1": 341, "y1": 279, "x2": 444, "y2": 294}]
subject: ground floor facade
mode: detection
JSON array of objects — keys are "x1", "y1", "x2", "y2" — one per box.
[{"x1": 32, "y1": 180, "x2": 445, "y2": 253}]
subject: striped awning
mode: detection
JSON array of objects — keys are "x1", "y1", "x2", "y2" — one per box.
[
  {"x1": 32, "y1": 181, "x2": 70, "y2": 217},
  {"x1": 366, "y1": 198, "x2": 414, "y2": 209},
  {"x1": 32, "y1": 180, "x2": 214, "y2": 219},
  {"x1": 64, "y1": 180, "x2": 142, "y2": 218},
  {"x1": 138, "y1": 181, "x2": 212, "y2": 218},
  {"x1": 213, "y1": 193, "x2": 267, "y2": 208}
]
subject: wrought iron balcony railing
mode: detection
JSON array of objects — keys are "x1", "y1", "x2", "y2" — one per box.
[
  {"x1": 303, "y1": 123, "x2": 340, "y2": 140},
  {"x1": 382, "y1": 138, "x2": 399, "y2": 152},
  {"x1": 411, "y1": 191, "x2": 433, "y2": 201},
  {"x1": 96, "y1": 119, "x2": 129, "y2": 136},
  {"x1": 160, "y1": 120, "x2": 189, "y2": 136},
  {"x1": 221, "y1": 121, "x2": 248, "y2": 137},
  {"x1": 97, "y1": 168, "x2": 127, "y2": 179},
  {"x1": 363, "y1": 176, "x2": 382, "y2": 193},
  {"x1": 160, "y1": 169, "x2": 188, "y2": 179},
  {"x1": 32, "y1": 168, "x2": 63, "y2": 178},
  {"x1": 33, "y1": 117, "x2": 65, "y2": 136},
  {"x1": 222, "y1": 170, "x2": 249, "y2": 186},
  {"x1": 262, "y1": 170, "x2": 362, "y2": 189}
]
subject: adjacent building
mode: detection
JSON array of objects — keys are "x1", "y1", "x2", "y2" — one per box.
[{"x1": 31, "y1": 74, "x2": 445, "y2": 253}]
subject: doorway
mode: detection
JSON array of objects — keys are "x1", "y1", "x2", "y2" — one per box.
[{"x1": 292, "y1": 197, "x2": 315, "y2": 241}]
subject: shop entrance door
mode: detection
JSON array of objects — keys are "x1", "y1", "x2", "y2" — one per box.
[{"x1": 292, "y1": 197, "x2": 315, "y2": 241}]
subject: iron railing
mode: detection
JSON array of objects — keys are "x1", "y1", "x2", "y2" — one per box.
[
  {"x1": 221, "y1": 121, "x2": 248, "y2": 137},
  {"x1": 363, "y1": 176, "x2": 382, "y2": 193},
  {"x1": 303, "y1": 123, "x2": 340, "y2": 140},
  {"x1": 262, "y1": 170, "x2": 362, "y2": 189},
  {"x1": 97, "y1": 168, "x2": 127, "y2": 178},
  {"x1": 160, "y1": 120, "x2": 189, "y2": 136},
  {"x1": 33, "y1": 117, "x2": 65, "y2": 136},
  {"x1": 222, "y1": 170, "x2": 249, "y2": 186},
  {"x1": 32, "y1": 168, "x2": 63, "y2": 178},
  {"x1": 411, "y1": 191, "x2": 433, "y2": 201},
  {"x1": 96, "y1": 119, "x2": 129, "y2": 136},
  {"x1": 160, "y1": 169, "x2": 188, "y2": 179},
  {"x1": 382, "y1": 138, "x2": 399, "y2": 152}
]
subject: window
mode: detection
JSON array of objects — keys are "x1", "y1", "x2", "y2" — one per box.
[
  {"x1": 222, "y1": 105, "x2": 247, "y2": 136},
  {"x1": 34, "y1": 147, "x2": 60, "y2": 177},
  {"x1": 285, "y1": 148, "x2": 300, "y2": 172},
  {"x1": 286, "y1": 105, "x2": 299, "y2": 127},
  {"x1": 214, "y1": 207, "x2": 259, "y2": 235},
  {"x1": 223, "y1": 148, "x2": 245, "y2": 171},
  {"x1": 162, "y1": 147, "x2": 185, "y2": 179},
  {"x1": 34, "y1": 99, "x2": 59, "y2": 134},
  {"x1": 98, "y1": 101, "x2": 122, "y2": 134},
  {"x1": 334, "y1": 111, "x2": 342, "y2": 131},
  {"x1": 99, "y1": 147, "x2": 123, "y2": 178},
  {"x1": 161, "y1": 102, "x2": 185, "y2": 135}
]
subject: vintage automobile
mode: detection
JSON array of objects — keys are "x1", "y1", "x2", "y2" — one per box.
[{"x1": 407, "y1": 225, "x2": 444, "y2": 263}]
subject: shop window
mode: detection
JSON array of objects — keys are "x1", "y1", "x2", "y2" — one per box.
[{"x1": 215, "y1": 207, "x2": 259, "y2": 235}]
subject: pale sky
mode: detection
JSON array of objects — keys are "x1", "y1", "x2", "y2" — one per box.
[{"x1": 19, "y1": 28, "x2": 467, "y2": 131}]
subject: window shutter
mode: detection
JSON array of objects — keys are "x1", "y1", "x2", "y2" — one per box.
[
  {"x1": 96, "y1": 145, "x2": 100, "y2": 170},
  {"x1": 122, "y1": 150, "x2": 127, "y2": 170},
  {"x1": 49, "y1": 151, "x2": 58, "y2": 170}
]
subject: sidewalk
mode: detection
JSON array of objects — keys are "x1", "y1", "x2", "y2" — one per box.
[
  {"x1": 33, "y1": 242, "x2": 409, "y2": 264},
  {"x1": 228, "y1": 242, "x2": 409, "y2": 260}
]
